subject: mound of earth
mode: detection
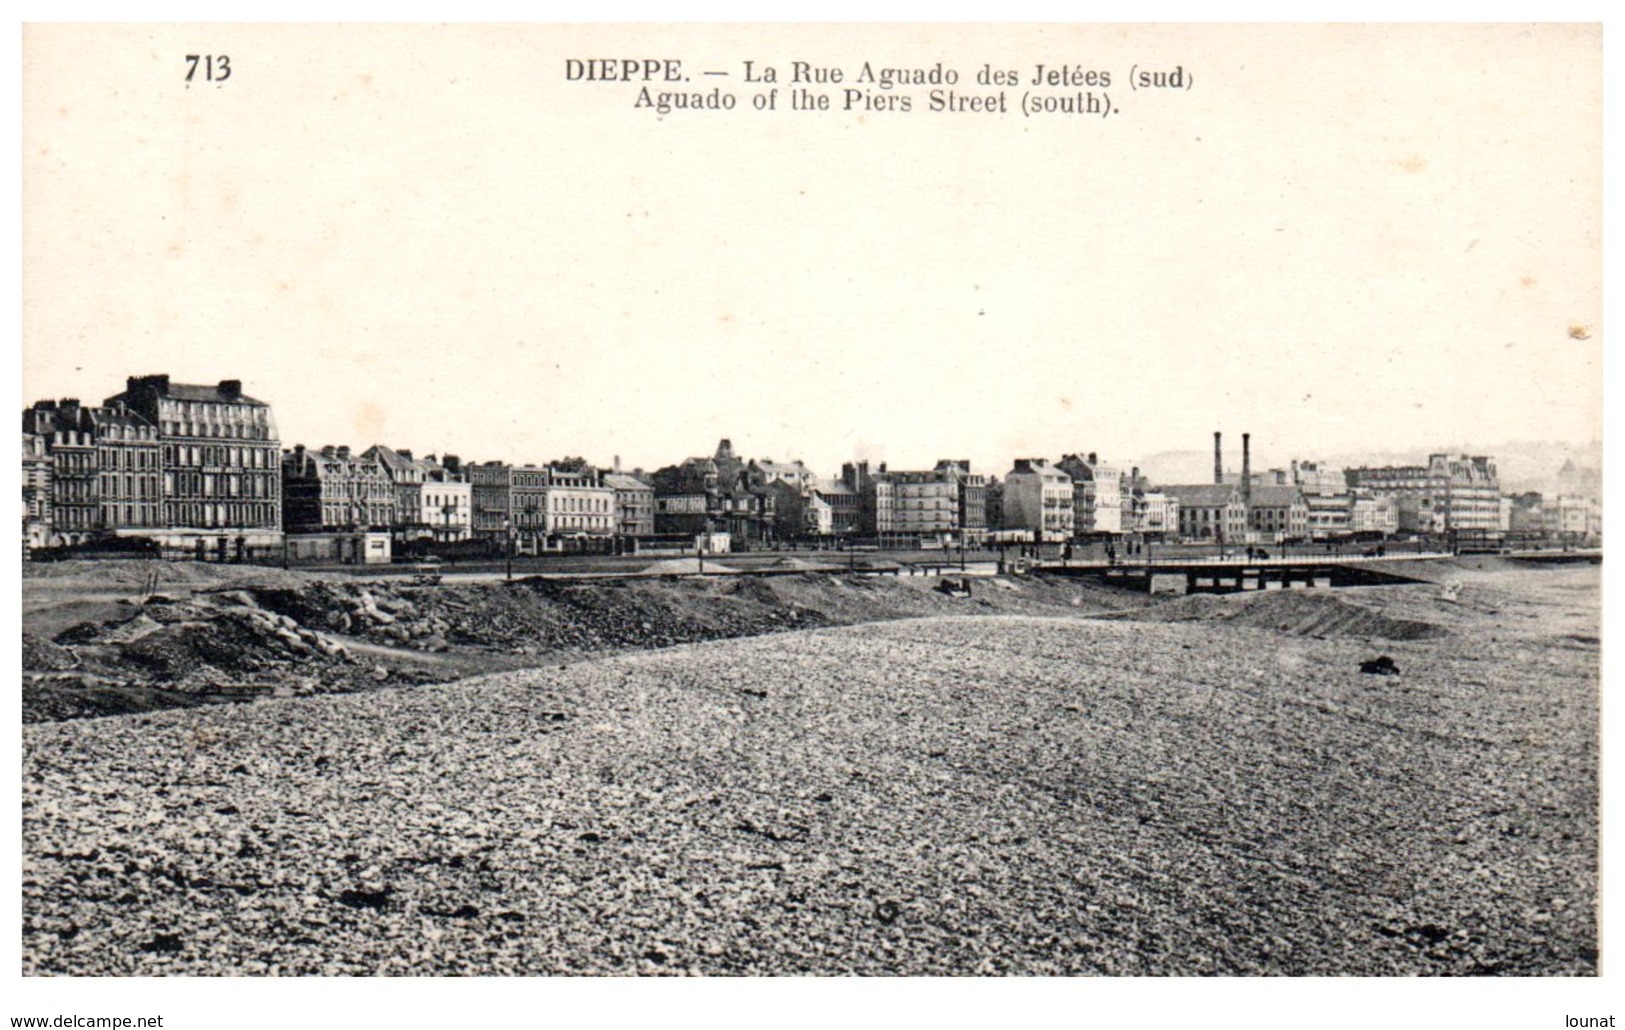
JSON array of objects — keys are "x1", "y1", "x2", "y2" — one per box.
[
  {"x1": 1103, "y1": 589, "x2": 1447, "y2": 641},
  {"x1": 24, "y1": 570, "x2": 1149, "y2": 723},
  {"x1": 639, "y1": 557, "x2": 740, "y2": 575}
]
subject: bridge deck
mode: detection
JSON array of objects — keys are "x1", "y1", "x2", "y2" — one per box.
[{"x1": 1037, "y1": 551, "x2": 1458, "y2": 573}]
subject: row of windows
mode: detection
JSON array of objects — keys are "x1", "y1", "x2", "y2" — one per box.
[
  {"x1": 315, "y1": 484, "x2": 394, "y2": 502},
  {"x1": 168, "y1": 501, "x2": 278, "y2": 528},
  {"x1": 553, "y1": 516, "x2": 612, "y2": 531},
  {"x1": 317, "y1": 504, "x2": 393, "y2": 527},
  {"x1": 99, "y1": 474, "x2": 161, "y2": 501},
  {"x1": 99, "y1": 447, "x2": 161, "y2": 471},
  {"x1": 99, "y1": 503, "x2": 163, "y2": 528},
  {"x1": 52, "y1": 480, "x2": 98, "y2": 501},
  {"x1": 52, "y1": 452, "x2": 97, "y2": 472},
  {"x1": 165, "y1": 471, "x2": 280, "y2": 499},
  {"x1": 162, "y1": 421, "x2": 274, "y2": 441},
  {"x1": 166, "y1": 444, "x2": 278, "y2": 469},
  {"x1": 551, "y1": 495, "x2": 611, "y2": 513}
]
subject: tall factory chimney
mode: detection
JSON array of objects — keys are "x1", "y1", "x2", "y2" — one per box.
[
  {"x1": 1213, "y1": 432, "x2": 1223, "y2": 485},
  {"x1": 1242, "y1": 433, "x2": 1253, "y2": 508}
]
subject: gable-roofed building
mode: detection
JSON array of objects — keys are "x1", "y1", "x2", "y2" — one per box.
[{"x1": 1161, "y1": 483, "x2": 1247, "y2": 543}]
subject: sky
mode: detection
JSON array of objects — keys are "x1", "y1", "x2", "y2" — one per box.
[{"x1": 23, "y1": 24, "x2": 1602, "y2": 480}]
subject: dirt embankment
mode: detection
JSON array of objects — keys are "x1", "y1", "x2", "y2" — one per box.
[
  {"x1": 1101, "y1": 589, "x2": 1449, "y2": 641},
  {"x1": 22, "y1": 564, "x2": 1149, "y2": 723}
]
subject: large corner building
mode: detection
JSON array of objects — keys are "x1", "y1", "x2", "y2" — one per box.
[{"x1": 102, "y1": 375, "x2": 283, "y2": 559}]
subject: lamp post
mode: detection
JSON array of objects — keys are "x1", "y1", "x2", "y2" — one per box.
[{"x1": 503, "y1": 517, "x2": 514, "y2": 582}]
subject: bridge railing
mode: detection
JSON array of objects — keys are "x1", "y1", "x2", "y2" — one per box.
[{"x1": 1039, "y1": 550, "x2": 1457, "y2": 570}]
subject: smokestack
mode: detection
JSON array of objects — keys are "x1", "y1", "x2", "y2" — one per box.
[
  {"x1": 1242, "y1": 433, "x2": 1252, "y2": 508},
  {"x1": 1214, "y1": 432, "x2": 1223, "y2": 485}
]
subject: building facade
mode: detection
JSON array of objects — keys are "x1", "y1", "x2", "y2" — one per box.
[
  {"x1": 542, "y1": 464, "x2": 616, "y2": 542},
  {"x1": 22, "y1": 432, "x2": 52, "y2": 551},
  {"x1": 1245, "y1": 484, "x2": 1309, "y2": 541},
  {"x1": 1002, "y1": 459, "x2": 1075, "y2": 543},
  {"x1": 1162, "y1": 484, "x2": 1247, "y2": 543},
  {"x1": 1346, "y1": 454, "x2": 1500, "y2": 534},
  {"x1": 651, "y1": 441, "x2": 777, "y2": 546},
  {"x1": 1057, "y1": 453, "x2": 1124, "y2": 536},
  {"x1": 1349, "y1": 492, "x2": 1399, "y2": 535},
  {"x1": 103, "y1": 376, "x2": 282, "y2": 558},
  {"x1": 282, "y1": 445, "x2": 396, "y2": 533},
  {"x1": 604, "y1": 472, "x2": 655, "y2": 539}
]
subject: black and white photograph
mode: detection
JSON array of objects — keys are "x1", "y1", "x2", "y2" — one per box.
[{"x1": 13, "y1": 18, "x2": 1609, "y2": 1028}]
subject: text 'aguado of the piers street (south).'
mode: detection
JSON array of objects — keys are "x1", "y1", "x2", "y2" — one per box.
[{"x1": 563, "y1": 58, "x2": 1194, "y2": 118}]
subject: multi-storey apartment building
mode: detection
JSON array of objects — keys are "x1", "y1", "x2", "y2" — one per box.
[
  {"x1": 24, "y1": 399, "x2": 163, "y2": 544},
  {"x1": 1137, "y1": 491, "x2": 1179, "y2": 537},
  {"x1": 365, "y1": 444, "x2": 430, "y2": 535},
  {"x1": 24, "y1": 401, "x2": 103, "y2": 546},
  {"x1": 419, "y1": 468, "x2": 472, "y2": 542},
  {"x1": 1285, "y1": 460, "x2": 1352, "y2": 537},
  {"x1": 1554, "y1": 494, "x2": 1601, "y2": 542},
  {"x1": 840, "y1": 460, "x2": 894, "y2": 537},
  {"x1": 1002, "y1": 459, "x2": 1075, "y2": 543},
  {"x1": 838, "y1": 460, "x2": 984, "y2": 545},
  {"x1": 542, "y1": 464, "x2": 616, "y2": 541},
  {"x1": 103, "y1": 376, "x2": 282, "y2": 558},
  {"x1": 90, "y1": 405, "x2": 163, "y2": 534},
  {"x1": 1056, "y1": 453, "x2": 1123, "y2": 536},
  {"x1": 813, "y1": 478, "x2": 860, "y2": 536},
  {"x1": 1245, "y1": 484, "x2": 1309, "y2": 541},
  {"x1": 1349, "y1": 492, "x2": 1399, "y2": 535},
  {"x1": 890, "y1": 469, "x2": 962, "y2": 540},
  {"x1": 651, "y1": 441, "x2": 777, "y2": 546},
  {"x1": 365, "y1": 445, "x2": 473, "y2": 543},
  {"x1": 1346, "y1": 454, "x2": 1499, "y2": 534},
  {"x1": 22, "y1": 432, "x2": 51, "y2": 550},
  {"x1": 470, "y1": 461, "x2": 615, "y2": 553},
  {"x1": 282, "y1": 445, "x2": 396, "y2": 533},
  {"x1": 604, "y1": 473, "x2": 655, "y2": 539},
  {"x1": 470, "y1": 463, "x2": 549, "y2": 554}
]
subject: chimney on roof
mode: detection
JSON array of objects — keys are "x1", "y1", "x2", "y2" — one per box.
[
  {"x1": 1242, "y1": 433, "x2": 1252, "y2": 509},
  {"x1": 1214, "y1": 432, "x2": 1223, "y2": 485},
  {"x1": 614, "y1": 454, "x2": 621, "y2": 473},
  {"x1": 398, "y1": 448, "x2": 412, "y2": 460},
  {"x1": 219, "y1": 379, "x2": 242, "y2": 399},
  {"x1": 129, "y1": 374, "x2": 171, "y2": 395},
  {"x1": 321, "y1": 445, "x2": 336, "y2": 458},
  {"x1": 337, "y1": 445, "x2": 351, "y2": 460}
]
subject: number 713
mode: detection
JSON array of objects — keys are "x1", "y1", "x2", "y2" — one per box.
[{"x1": 184, "y1": 55, "x2": 230, "y2": 82}]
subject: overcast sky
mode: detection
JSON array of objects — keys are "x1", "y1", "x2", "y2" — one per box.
[{"x1": 23, "y1": 24, "x2": 1601, "y2": 479}]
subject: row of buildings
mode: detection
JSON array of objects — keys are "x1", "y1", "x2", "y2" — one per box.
[{"x1": 21, "y1": 375, "x2": 1603, "y2": 559}]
